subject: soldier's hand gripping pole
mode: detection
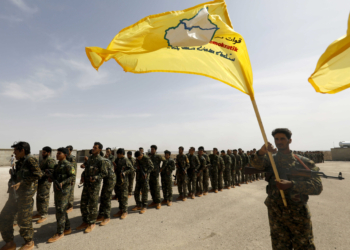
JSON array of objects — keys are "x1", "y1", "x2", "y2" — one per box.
[{"x1": 250, "y1": 97, "x2": 288, "y2": 207}]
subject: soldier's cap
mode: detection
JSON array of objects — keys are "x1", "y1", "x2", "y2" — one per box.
[
  {"x1": 135, "y1": 151, "x2": 141, "y2": 158},
  {"x1": 57, "y1": 147, "x2": 69, "y2": 155},
  {"x1": 127, "y1": 151, "x2": 132, "y2": 155},
  {"x1": 164, "y1": 150, "x2": 171, "y2": 155}
]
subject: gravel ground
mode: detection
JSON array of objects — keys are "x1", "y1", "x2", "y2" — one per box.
[{"x1": 0, "y1": 161, "x2": 348, "y2": 250}]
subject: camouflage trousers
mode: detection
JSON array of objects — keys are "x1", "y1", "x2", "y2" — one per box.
[
  {"x1": 36, "y1": 180, "x2": 51, "y2": 217},
  {"x1": 115, "y1": 180, "x2": 129, "y2": 213},
  {"x1": 149, "y1": 171, "x2": 161, "y2": 204},
  {"x1": 241, "y1": 171, "x2": 249, "y2": 183},
  {"x1": 128, "y1": 171, "x2": 135, "y2": 194},
  {"x1": 99, "y1": 175, "x2": 116, "y2": 218},
  {"x1": 230, "y1": 169, "x2": 236, "y2": 186},
  {"x1": 80, "y1": 181, "x2": 101, "y2": 224},
  {"x1": 203, "y1": 169, "x2": 210, "y2": 193},
  {"x1": 187, "y1": 171, "x2": 197, "y2": 195},
  {"x1": 161, "y1": 173, "x2": 173, "y2": 201},
  {"x1": 223, "y1": 168, "x2": 231, "y2": 187},
  {"x1": 218, "y1": 171, "x2": 224, "y2": 190},
  {"x1": 177, "y1": 172, "x2": 188, "y2": 196},
  {"x1": 195, "y1": 171, "x2": 203, "y2": 194},
  {"x1": 67, "y1": 180, "x2": 75, "y2": 209},
  {"x1": 54, "y1": 185, "x2": 71, "y2": 234},
  {"x1": 235, "y1": 169, "x2": 241, "y2": 184},
  {"x1": 210, "y1": 169, "x2": 218, "y2": 190},
  {"x1": 134, "y1": 175, "x2": 149, "y2": 208},
  {"x1": 0, "y1": 182, "x2": 38, "y2": 243},
  {"x1": 267, "y1": 202, "x2": 315, "y2": 250}
]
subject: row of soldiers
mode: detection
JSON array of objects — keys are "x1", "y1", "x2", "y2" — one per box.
[
  {"x1": 0, "y1": 141, "x2": 324, "y2": 250},
  {"x1": 293, "y1": 151, "x2": 324, "y2": 163}
]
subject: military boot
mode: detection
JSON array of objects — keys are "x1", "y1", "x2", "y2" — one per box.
[
  {"x1": 32, "y1": 214, "x2": 41, "y2": 219},
  {"x1": 36, "y1": 217, "x2": 47, "y2": 224},
  {"x1": 76, "y1": 222, "x2": 89, "y2": 230},
  {"x1": 19, "y1": 241, "x2": 34, "y2": 250},
  {"x1": 66, "y1": 207, "x2": 73, "y2": 213},
  {"x1": 156, "y1": 203, "x2": 161, "y2": 209},
  {"x1": 64, "y1": 228, "x2": 72, "y2": 235},
  {"x1": 132, "y1": 206, "x2": 142, "y2": 211},
  {"x1": 214, "y1": 190, "x2": 218, "y2": 193},
  {"x1": 100, "y1": 218, "x2": 110, "y2": 226},
  {"x1": 113, "y1": 211, "x2": 123, "y2": 218},
  {"x1": 140, "y1": 208, "x2": 147, "y2": 214},
  {"x1": 47, "y1": 234, "x2": 64, "y2": 243},
  {"x1": 148, "y1": 202, "x2": 157, "y2": 208},
  {"x1": 167, "y1": 201, "x2": 172, "y2": 206},
  {"x1": 0, "y1": 241, "x2": 16, "y2": 250},
  {"x1": 84, "y1": 224, "x2": 96, "y2": 233},
  {"x1": 121, "y1": 212, "x2": 128, "y2": 219}
]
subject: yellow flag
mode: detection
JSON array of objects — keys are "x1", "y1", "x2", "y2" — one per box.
[
  {"x1": 309, "y1": 14, "x2": 350, "y2": 94},
  {"x1": 86, "y1": 0, "x2": 253, "y2": 97}
]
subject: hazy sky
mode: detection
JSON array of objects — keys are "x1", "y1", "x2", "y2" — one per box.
[{"x1": 1, "y1": 0, "x2": 349, "y2": 153}]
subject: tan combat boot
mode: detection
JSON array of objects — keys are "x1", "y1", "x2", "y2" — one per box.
[
  {"x1": 100, "y1": 218, "x2": 110, "y2": 226},
  {"x1": 36, "y1": 217, "x2": 47, "y2": 224},
  {"x1": 47, "y1": 234, "x2": 64, "y2": 243},
  {"x1": 182, "y1": 197, "x2": 187, "y2": 201},
  {"x1": 64, "y1": 228, "x2": 72, "y2": 235},
  {"x1": 237, "y1": 183, "x2": 241, "y2": 187},
  {"x1": 76, "y1": 222, "x2": 89, "y2": 230},
  {"x1": 203, "y1": 192, "x2": 208, "y2": 196},
  {"x1": 140, "y1": 208, "x2": 147, "y2": 214},
  {"x1": 191, "y1": 194, "x2": 195, "y2": 199},
  {"x1": 231, "y1": 185, "x2": 235, "y2": 188},
  {"x1": 66, "y1": 207, "x2": 73, "y2": 213},
  {"x1": 214, "y1": 190, "x2": 218, "y2": 193},
  {"x1": 113, "y1": 211, "x2": 123, "y2": 218},
  {"x1": 131, "y1": 206, "x2": 142, "y2": 211},
  {"x1": 32, "y1": 214, "x2": 41, "y2": 219},
  {"x1": 0, "y1": 241, "x2": 16, "y2": 250},
  {"x1": 121, "y1": 212, "x2": 128, "y2": 219},
  {"x1": 156, "y1": 203, "x2": 161, "y2": 209},
  {"x1": 19, "y1": 241, "x2": 34, "y2": 250},
  {"x1": 198, "y1": 193, "x2": 203, "y2": 197},
  {"x1": 167, "y1": 201, "x2": 172, "y2": 206},
  {"x1": 148, "y1": 202, "x2": 157, "y2": 208},
  {"x1": 84, "y1": 224, "x2": 96, "y2": 233},
  {"x1": 219, "y1": 189, "x2": 223, "y2": 192}
]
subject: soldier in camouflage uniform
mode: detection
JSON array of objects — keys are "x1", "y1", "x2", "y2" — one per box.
[
  {"x1": 232, "y1": 150, "x2": 242, "y2": 186},
  {"x1": 160, "y1": 150, "x2": 175, "y2": 206},
  {"x1": 66, "y1": 145, "x2": 77, "y2": 213},
  {"x1": 209, "y1": 148, "x2": 224, "y2": 193},
  {"x1": 76, "y1": 142, "x2": 108, "y2": 234},
  {"x1": 148, "y1": 145, "x2": 166, "y2": 209},
  {"x1": 176, "y1": 147, "x2": 189, "y2": 201},
  {"x1": 217, "y1": 150, "x2": 225, "y2": 191},
  {"x1": 0, "y1": 142, "x2": 42, "y2": 250},
  {"x1": 250, "y1": 128, "x2": 322, "y2": 249},
  {"x1": 32, "y1": 146, "x2": 55, "y2": 224},
  {"x1": 200, "y1": 147, "x2": 211, "y2": 195},
  {"x1": 113, "y1": 148, "x2": 133, "y2": 219},
  {"x1": 239, "y1": 148, "x2": 250, "y2": 184},
  {"x1": 127, "y1": 151, "x2": 136, "y2": 197},
  {"x1": 221, "y1": 150, "x2": 232, "y2": 189},
  {"x1": 227, "y1": 150, "x2": 236, "y2": 188},
  {"x1": 47, "y1": 148, "x2": 75, "y2": 243},
  {"x1": 132, "y1": 151, "x2": 154, "y2": 214},
  {"x1": 187, "y1": 147, "x2": 200, "y2": 199},
  {"x1": 195, "y1": 147, "x2": 206, "y2": 197},
  {"x1": 97, "y1": 149, "x2": 116, "y2": 226}
]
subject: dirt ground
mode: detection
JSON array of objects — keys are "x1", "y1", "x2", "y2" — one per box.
[{"x1": 0, "y1": 161, "x2": 348, "y2": 250}]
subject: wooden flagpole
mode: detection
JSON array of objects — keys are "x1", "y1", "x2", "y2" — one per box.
[{"x1": 250, "y1": 96, "x2": 288, "y2": 207}]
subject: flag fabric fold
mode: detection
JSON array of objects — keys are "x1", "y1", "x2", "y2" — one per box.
[
  {"x1": 308, "y1": 14, "x2": 350, "y2": 94},
  {"x1": 86, "y1": 0, "x2": 254, "y2": 97}
]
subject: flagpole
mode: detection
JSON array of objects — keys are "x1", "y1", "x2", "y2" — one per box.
[{"x1": 250, "y1": 96, "x2": 288, "y2": 207}]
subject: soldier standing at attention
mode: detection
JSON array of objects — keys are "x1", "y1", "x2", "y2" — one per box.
[
  {"x1": 227, "y1": 150, "x2": 236, "y2": 188},
  {"x1": 199, "y1": 147, "x2": 211, "y2": 195},
  {"x1": 239, "y1": 148, "x2": 249, "y2": 184},
  {"x1": 32, "y1": 146, "x2": 55, "y2": 224},
  {"x1": 65, "y1": 145, "x2": 76, "y2": 213},
  {"x1": 187, "y1": 147, "x2": 200, "y2": 199},
  {"x1": 96, "y1": 150, "x2": 116, "y2": 226},
  {"x1": 76, "y1": 142, "x2": 108, "y2": 233},
  {"x1": 232, "y1": 149, "x2": 242, "y2": 186},
  {"x1": 127, "y1": 151, "x2": 136, "y2": 197},
  {"x1": 104, "y1": 147, "x2": 115, "y2": 163},
  {"x1": 113, "y1": 148, "x2": 133, "y2": 219},
  {"x1": 176, "y1": 147, "x2": 189, "y2": 201},
  {"x1": 195, "y1": 147, "x2": 206, "y2": 197},
  {"x1": 132, "y1": 151, "x2": 154, "y2": 214},
  {"x1": 209, "y1": 148, "x2": 223, "y2": 193},
  {"x1": 47, "y1": 148, "x2": 75, "y2": 243},
  {"x1": 221, "y1": 150, "x2": 232, "y2": 189},
  {"x1": 0, "y1": 142, "x2": 42, "y2": 250},
  {"x1": 160, "y1": 150, "x2": 175, "y2": 206},
  {"x1": 148, "y1": 145, "x2": 165, "y2": 209},
  {"x1": 250, "y1": 128, "x2": 322, "y2": 249},
  {"x1": 217, "y1": 150, "x2": 225, "y2": 191}
]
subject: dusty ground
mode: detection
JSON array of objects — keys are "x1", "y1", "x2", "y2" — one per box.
[{"x1": 0, "y1": 161, "x2": 349, "y2": 250}]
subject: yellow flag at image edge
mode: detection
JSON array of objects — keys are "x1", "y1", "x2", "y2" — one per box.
[
  {"x1": 309, "y1": 14, "x2": 350, "y2": 94},
  {"x1": 85, "y1": 0, "x2": 254, "y2": 97}
]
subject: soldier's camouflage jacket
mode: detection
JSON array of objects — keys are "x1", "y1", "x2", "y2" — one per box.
[
  {"x1": 38, "y1": 156, "x2": 55, "y2": 184},
  {"x1": 115, "y1": 157, "x2": 133, "y2": 185},
  {"x1": 176, "y1": 154, "x2": 189, "y2": 171},
  {"x1": 209, "y1": 154, "x2": 225, "y2": 172},
  {"x1": 233, "y1": 154, "x2": 242, "y2": 170},
  {"x1": 197, "y1": 155, "x2": 206, "y2": 172},
  {"x1": 135, "y1": 155, "x2": 154, "y2": 177},
  {"x1": 104, "y1": 154, "x2": 115, "y2": 164},
  {"x1": 221, "y1": 155, "x2": 232, "y2": 170},
  {"x1": 53, "y1": 159, "x2": 75, "y2": 192},
  {"x1": 187, "y1": 154, "x2": 200, "y2": 173},
  {"x1": 81, "y1": 154, "x2": 108, "y2": 183},
  {"x1": 149, "y1": 154, "x2": 166, "y2": 175},
  {"x1": 228, "y1": 154, "x2": 236, "y2": 170},
  {"x1": 250, "y1": 151, "x2": 323, "y2": 206},
  {"x1": 160, "y1": 158, "x2": 175, "y2": 175},
  {"x1": 128, "y1": 156, "x2": 136, "y2": 169},
  {"x1": 239, "y1": 153, "x2": 250, "y2": 167},
  {"x1": 67, "y1": 154, "x2": 77, "y2": 170}
]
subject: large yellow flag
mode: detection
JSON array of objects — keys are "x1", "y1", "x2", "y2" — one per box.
[
  {"x1": 309, "y1": 14, "x2": 350, "y2": 94},
  {"x1": 86, "y1": 0, "x2": 254, "y2": 97}
]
